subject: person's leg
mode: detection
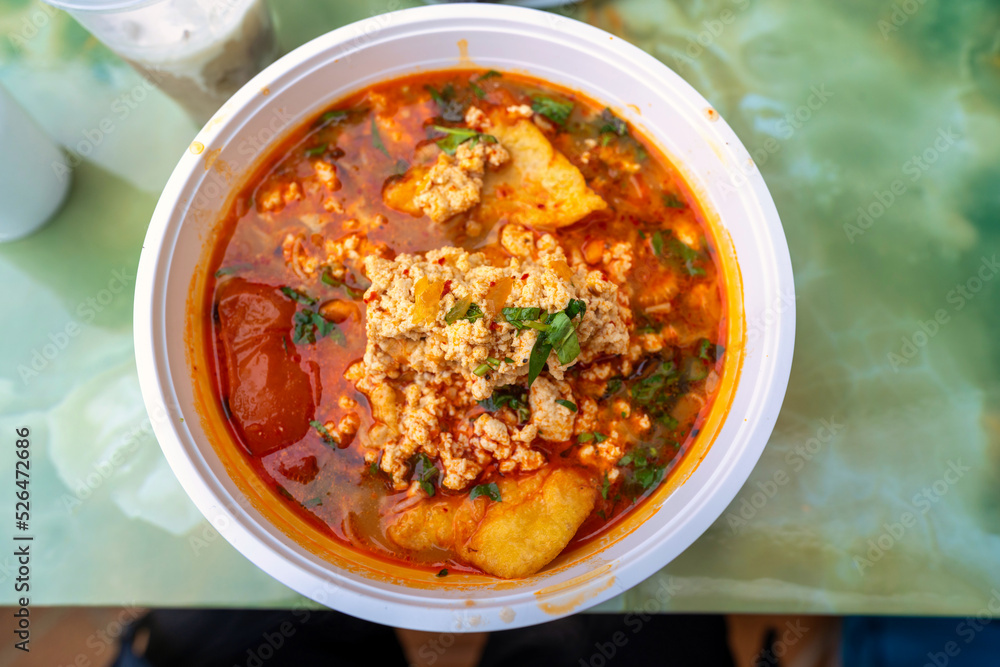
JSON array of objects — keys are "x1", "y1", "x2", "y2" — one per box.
[
  {"x1": 114, "y1": 609, "x2": 409, "y2": 667},
  {"x1": 478, "y1": 613, "x2": 735, "y2": 667}
]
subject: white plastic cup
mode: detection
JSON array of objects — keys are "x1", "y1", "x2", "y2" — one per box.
[
  {"x1": 0, "y1": 85, "x2": 71, "y2": 242},
  {"x1": 43, "y1": 0, "x2": 278, "y2": 123}
]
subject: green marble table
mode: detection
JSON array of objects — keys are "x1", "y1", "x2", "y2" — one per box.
[{"x1": 2, "y1": 0, "x2": 999, "y2": 614}]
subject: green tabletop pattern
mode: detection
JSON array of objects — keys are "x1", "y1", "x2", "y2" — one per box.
[{"x1": 2, "y1": 0, "x2": 999, "y2": 613}]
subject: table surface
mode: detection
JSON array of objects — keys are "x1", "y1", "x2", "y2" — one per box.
[{"x1": 2, "y1": 0, "x2": 999, "y2": 614}]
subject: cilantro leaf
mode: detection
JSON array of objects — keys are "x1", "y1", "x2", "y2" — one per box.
[
  {"x1": 662, "y1": 192, "x2": 686, "y2": 208},
  {"x1": 600, "y1": 472, "x2": 611, "y2": 500},
  {"x1": 445, "y1": 298, "x2": 484, "y2": 324},
  {"x1": 371, "y1": 117, "x2": 390, "y2": 158},
  {"x1": 502, "y1": 307, "x2": 548, "y2": 330},
  {"x1": 478, "y1": 70, "x2": 502, "y2": 81},
  {"x1": 478, "y1": 386, "x2": 530, "y2": 423},
  {"x1": 413, "y1": 453, "x2": 439, "y2": 497},
  {"x1": 425, "y1": 83, "x2": 464, "y2": 121},
  {"x1": 320, "y1": 109, "x2": 349, "y2": 124},
  {"x1": 470, "y1": 482, "x2": 502, "y2": 502},
  {"x1": 214, "y1": 263, "x2": 252, "y2": 278},
  {"x1": 531, "y1": 95, "x2": 574, "y2": 126},
  {"x1": 304, "y1": 144, "x2": 327, "y2": 157},
  {"x1": 555, "y1": 399, "x2": 577, "y2": 412},
  {"x1": 280, "y1": 286, "x2": 317, "y2": 306},
  {"x1": 431, "y1": 125, "x2": 497, "y2": 156},
  {"x1": 436, "y1": 568, "x2": 449, "y2": 577},
  {"x1": 309, "y1": 420, "x2": 338, "y2": 447},
  {"x1": 598, "y1": 108, "x2": 628, "y2": 137}
]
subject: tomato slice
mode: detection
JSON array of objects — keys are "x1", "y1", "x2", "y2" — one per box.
[{"x1": 215, "y1": 278, "x2": 317, "y2": 456}]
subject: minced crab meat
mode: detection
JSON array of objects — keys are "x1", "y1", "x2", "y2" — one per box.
[
  {"x1": 359, "y1": 238, "x2": 629, "y2": 400},
  {"x1": 361, "y1": 374, "x2": 546, "y2": 491},
  {"x1": 528, "y1": 375, "x2": 575, "y2": 442},
  {"x1": 412, "y1": 140, "x2": 510, "y2": 223}
]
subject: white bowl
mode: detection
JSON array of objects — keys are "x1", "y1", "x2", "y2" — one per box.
[{"x1": 135, "y1": 4, "x2": 794, "y2": 631}]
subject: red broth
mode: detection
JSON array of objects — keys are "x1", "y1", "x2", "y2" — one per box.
[{"x1": 201, "y1": 70, "x2": 726, "y2": 576}]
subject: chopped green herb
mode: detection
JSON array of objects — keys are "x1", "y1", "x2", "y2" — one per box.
[
  {"x1": 321, "y1": 269, "x2": 370, "y2": 300},
  {"x1": 502, "y1": 306, "x2": 546, "y2": 330},
  {"x1": 470, "y1": 482, "x2": 502, "y2": 502},
  {"x1": 371, "y1": 117, "x2": 390, "y2": 158},
  {"x1": 320, "y1": 109, "x2": 349, "y2": 124},
  {"x1": 669, "y1": 236, "x2": 706, "y2": 276},
  {"x1": 293, "y1": 310, "x2": 345, "y2": 346},
  {"x1": 565, "y1": 299, "x2": 586, "y2": 319},
  {"x1": 473, "y1": 363, "x2": 492, "y2": 377},
  {"x1": 600, "y1": 472, "x2": 611, "y2": 500},
  {"x1": 598, "y1": 108, "x2": 628, "y2": 137},
  {"x1": 431, "y1": 125, "x2": 497, "y2": 155},
  {"x1": 556, "y1": 399, "x2": 577, "y2": 412},
  {"x1": 605, "y1": 377, "x2": 624, "y2": 396},
  {"x1": 478, "y1": 385, "x2": 530, "y2": 423},
  {"x1": 651, "y1": 230, "x2": 664, "y2": 258},
  {"x1": 527, "y1": 301, "x2": 587, "y2": 387},
  {"x1": 413, "y1": 453, "x2": 439, "y2": 497},
  {"x1": 310, "y1": 420, "x2": 339, "y2": 447},
  {"x1": 305, "y1": 144, "x2": 327, "y2": 157},
  {"x1": 531, "y1": 95, "x2": 574, "y2": 126},
  {"x1": 276, "y1": 486, "x2": 294, "y2": 501},
  {"x1": 662, "y1": 192, "x2": 686, "y2": 208},
  {"x1": 214, "y1": 263, "x2": 252, "y2": 278},
  {"x1": 504, "y1": 357, "x2": 514, "y2": 364},
  {"x1": 697, "y1": 338, "x2": 712, "y2": 360},
  {"x1": 619, "y1": 447, "x2": 666, "y2": 495},
  {"x1": 280, "y1": 286, "x2": 317, "y2": 306},
  {"x1": 424, "y1": 83, "x2": 464, "y2": 121},
  {"x1": 369, "y1": 458, "x2": 380, "y2": 476},
  {"x1": 478, "y1": 70, "x2": 502, "y2": 81},
  {"x1": 436, "y1": 568, "x2": 449, "y2": 577},
  {"x1": 303, "y1": 497, "x2": 324, "y2": 508},
  {"x1": 445, "y1": 297, "x2": 485, "y2": 324},
  {"x1": 471, "y1": 82, "x2": 485, "y2": 99},
  {"x1": 578, "y1": 432, "x2": 608, "y2": 444},
  {"x1": 630, "y1": 365, "x2": 677, "y2": 404}
]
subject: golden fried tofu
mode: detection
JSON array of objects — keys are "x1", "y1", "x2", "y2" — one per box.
[
  {"x1": 387, "y1": 498, "x2": 484, "y2": 552},
  {"x1": 481, "y1": 119, "x2": 607, "y2": 229},
  {"x1": 459, "y1": 467, "x2": 597, "y2": 578},
  {"x1": 386, "y1": 467, "x2": 597, "y2": 578}
]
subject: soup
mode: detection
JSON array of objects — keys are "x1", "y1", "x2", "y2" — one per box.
[{"x1": 202, "y1": 70, "x2": 726, "y2": 579}]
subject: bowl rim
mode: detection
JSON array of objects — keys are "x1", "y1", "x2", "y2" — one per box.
[{"x1": 134, "y1": 3, "x2": 795, "y2": 631}]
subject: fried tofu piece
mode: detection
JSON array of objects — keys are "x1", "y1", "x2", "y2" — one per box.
[
  {"x1": 481, "y1": 119, "x2": 607, "y2": 229},
  {"x1": 459, "y1": 467, "x2": 597, "y2": 578},
  {"x1": 386, "y1": 467, "x2": 597, "y2": 578},
  {"x1": 387, "y1": 497, "x2": 484, "y2": 552}
]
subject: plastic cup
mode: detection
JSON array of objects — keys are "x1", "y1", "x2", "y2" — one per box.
[
  {"x1": 43, "y1": 0, "x2": 278, "y2": 123},
  {"x1": 0, "y1": 85, "x2": 71, "y2": 242}
]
